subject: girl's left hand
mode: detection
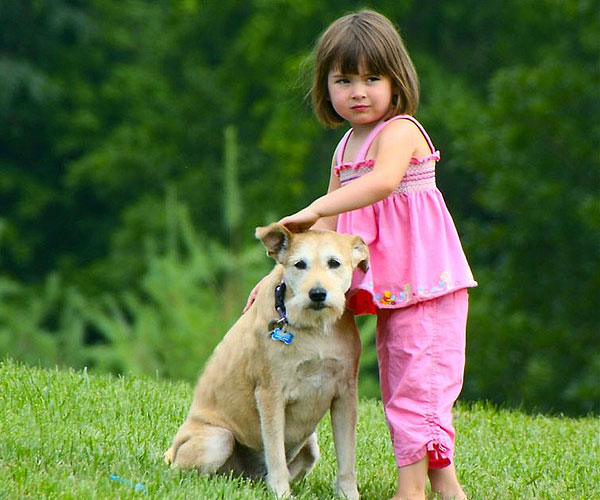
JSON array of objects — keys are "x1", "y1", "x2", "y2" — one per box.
[{"x1": 278, "y1": 207, "x2": 320, "y2": 232}]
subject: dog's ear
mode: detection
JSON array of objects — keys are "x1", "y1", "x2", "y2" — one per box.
[
  {"x1": 350, "y1": 236, "x2": 369, "y2": 272},
  {"x1": 255, "y1": 223, "x2": 293, "y2": 263}
]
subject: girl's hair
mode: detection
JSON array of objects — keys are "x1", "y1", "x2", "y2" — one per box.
[{"x1": 312, "y1": 10, "x2": 419, "y2": 127}]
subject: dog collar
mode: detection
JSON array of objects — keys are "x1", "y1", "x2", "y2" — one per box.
[
  {"x1": 268, "y1": 278, "x2": 294, "y2": 344},
  {"x1": 274, "y1": 278, "x2": 287, "y2": 321}
]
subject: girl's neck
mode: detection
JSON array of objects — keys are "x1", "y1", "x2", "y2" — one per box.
[
  {"x1": 349, "y1": 108, "x2": 397, "y2": 136},
  {"x1": 349, "y1": 118, "x2": 384, "y2": 138},
  {"x1": 350, "y1": 116, "x2": 391, "y2": 141},
  {"x1": 341, "y1": 118, "x2": 383, "y2": 165}
]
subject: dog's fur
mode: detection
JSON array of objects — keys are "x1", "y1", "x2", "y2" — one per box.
[{"x1": 164, "y1": 223, "x2": 368, "y2": 499}]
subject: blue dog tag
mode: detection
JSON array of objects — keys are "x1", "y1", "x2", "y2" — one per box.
[{"x1": 270, "y1": 327, "x2": 294, "y2": 345}]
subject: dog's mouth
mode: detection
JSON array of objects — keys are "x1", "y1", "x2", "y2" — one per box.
[{"x1": 308, "y1": 302, "x2": 328, "y2": 311}]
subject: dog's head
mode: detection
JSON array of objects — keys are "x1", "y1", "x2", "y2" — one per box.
[{"x1": 256, "y1": 223, "x2": 369, "y2": 328}]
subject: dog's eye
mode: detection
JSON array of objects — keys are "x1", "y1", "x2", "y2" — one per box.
[
  {"x1": 328, "y1": 258, "x2": 341, "y2": 269},
  {"x1": 294, "y1": 260, "x2": 307, "y2": 270}
]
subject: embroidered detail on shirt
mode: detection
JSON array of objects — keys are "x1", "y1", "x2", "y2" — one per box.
[
  {"x1": 375, "y1": 290, "x2": 397, "y2": 305},
  {"x1": 416, "y1": 272, "x2": 451, "y2": 297},
  {"x1": 374, "y1": 272, "x2": 453, "y2": 305},
  {"x1": 336, "y1": 160, "x2": 437, "y2": 194},
  {"x1": 397, "y1": 283, "x2": 413, "y2": 303}
]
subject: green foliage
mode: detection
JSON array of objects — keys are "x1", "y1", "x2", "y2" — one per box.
[
  {"x1": 0, "y1": 273, "x2": 88, "y2": 369},
  {"x1": 1, "y1": 361, "x2": 599, "y2": 499},
  {"x1": 0, "y1": 191, "x2": 272, "y2": 382},
  {"x1": 1, "y1": 0, "x2": 599, "y2": 414},
  {"x1": 0, "y1": 122, "x2": 272, "y2": 383},
  {"x1": 82, "y1": 190, "x2": 270, "y2": 381},
  {"x1": 455, "y1": 4, "x2": 600, "y2": 414}
]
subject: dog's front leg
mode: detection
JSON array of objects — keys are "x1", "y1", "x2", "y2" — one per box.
[
  {"x1": 255, "y1": 385, "x2": 291, "y2": 498},
  {"x1": 331, "y1": 389, "x2": 360, "y2": 500}
]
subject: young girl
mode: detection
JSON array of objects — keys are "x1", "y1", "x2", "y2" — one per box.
[{"x1": 277, "y1": 10, "x2": 477, "y2": 500}]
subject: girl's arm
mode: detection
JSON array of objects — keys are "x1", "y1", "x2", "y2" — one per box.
[{"x1": 279, "y1": 120, "x2": 416, "y2": 232}]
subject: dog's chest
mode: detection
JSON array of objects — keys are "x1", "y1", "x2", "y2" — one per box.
[
  {"x1": 282, "y1": 352, "x2": 345, "y2": 403},
  {"x1": 295, "y1": 356, "x2": 342, "y2": 379}
]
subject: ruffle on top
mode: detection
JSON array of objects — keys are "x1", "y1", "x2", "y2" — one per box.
[
  {"x1": 333, "y1": 115, "x2": 477, "y2": 314},
  {"x1": 333, "y1": 150, "x2": 441, "y2": 177}
]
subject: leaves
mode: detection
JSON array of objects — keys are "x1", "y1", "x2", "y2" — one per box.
[{"x1": 0, "y1": 0, "x2": 598, "y2": 413}]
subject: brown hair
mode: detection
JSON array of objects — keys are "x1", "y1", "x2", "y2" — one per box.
[{"x1": 312, "y1": 10, "x2": 419, "y2": 127}]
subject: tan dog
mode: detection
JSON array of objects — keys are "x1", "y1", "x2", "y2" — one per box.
[{"x1": 164, "y1": 223, "x2": 368, "y2": 499}]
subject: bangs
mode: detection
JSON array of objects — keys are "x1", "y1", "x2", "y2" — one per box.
[{"x1": 328, "y1": 29, "x2": 390, "y2": 76}]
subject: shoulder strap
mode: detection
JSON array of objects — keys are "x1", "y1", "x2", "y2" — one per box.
[
  {"x1": 335, "y1": 128, "x2": 353, "y2": 165},
  {"x1": 356, "y1": 115, "x2": 436, "y2": 161}
]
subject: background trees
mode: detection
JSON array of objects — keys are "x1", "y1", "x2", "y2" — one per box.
[{"x1": 1, "y1": 0, "x2": 598, "y2": 414}]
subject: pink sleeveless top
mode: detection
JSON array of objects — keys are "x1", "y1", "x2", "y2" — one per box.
[{"x1": 335, "y1": 115, "x2": 477, "y2": 314}]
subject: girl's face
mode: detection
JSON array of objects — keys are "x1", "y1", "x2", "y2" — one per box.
[{"x1": 327, "y1": 65, "x2": 394, "y2": 129}]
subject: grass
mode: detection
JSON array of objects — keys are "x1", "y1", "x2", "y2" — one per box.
[{"x1": 1, "y1": 359, "x2": 598, "y2": 500}]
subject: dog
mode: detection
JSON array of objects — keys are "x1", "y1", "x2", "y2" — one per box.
[{"x1": 164, "y1": 223, "x2": 368, "y2": 499}]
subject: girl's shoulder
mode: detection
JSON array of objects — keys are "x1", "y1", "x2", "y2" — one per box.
[
  {"x1": 373, "y1": 115, "x2": 433, "y2": 158},
  {"x1": 377, "y1": 117, "x2": 421, "y2": 141}
]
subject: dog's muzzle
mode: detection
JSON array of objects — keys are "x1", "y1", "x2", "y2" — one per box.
[{"x1": 308, "y1": 287, "x2": 328, "y2": 310}]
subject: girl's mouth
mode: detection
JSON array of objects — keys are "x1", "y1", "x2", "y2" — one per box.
[{"x1": 351, "y1": 105, "x2": 369, "y2": 111}]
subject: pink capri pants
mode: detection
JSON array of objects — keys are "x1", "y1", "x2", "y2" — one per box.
[{"x1": 376, "y1": 289, "x2": 468, "y2": 469}]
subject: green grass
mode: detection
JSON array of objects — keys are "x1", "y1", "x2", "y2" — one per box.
[{"x1": 1, "y1": 359, "x2": 598, "y2": 500}]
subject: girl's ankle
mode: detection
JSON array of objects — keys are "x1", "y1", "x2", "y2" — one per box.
[
  {"x1": 390, "y1": 494, "x2": 426, "y2": 500},
  {"x1": 430, "y1": 489, "x2": 467, "y2": 500}
]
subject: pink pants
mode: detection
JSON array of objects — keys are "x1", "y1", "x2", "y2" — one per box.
[{"x1": 376, "y1": 289, "x2": 468, "y2": 469}]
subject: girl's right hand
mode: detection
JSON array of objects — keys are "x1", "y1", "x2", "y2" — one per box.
[{"x1": 278, "y1": 207, "x2": 321, "y2": 233}]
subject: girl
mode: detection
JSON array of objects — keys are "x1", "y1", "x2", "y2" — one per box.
[{"x1": 277, "y1": 10, "x2": 477, "y2": 500}]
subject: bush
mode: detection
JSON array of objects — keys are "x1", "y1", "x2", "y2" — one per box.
[{"x1": 81, "y1": 193, "x2": 271, "y2": 382}]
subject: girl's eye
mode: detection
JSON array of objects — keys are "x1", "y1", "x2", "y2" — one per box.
[
  {"x1": 294, "y1": 260, "x2": 307, "y2": 270},
  {"x1": 328, "y1": 258, "x2": 341, "y2": 269},
  {"x1": 366, "y1": 76, "x2": 381, "y2": 82}
]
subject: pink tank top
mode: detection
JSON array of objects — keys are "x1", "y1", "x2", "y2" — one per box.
[{"x1": 334, "y1": 115, "x2": 477, "y2": 314}]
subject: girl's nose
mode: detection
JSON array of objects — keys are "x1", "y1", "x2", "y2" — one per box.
[{"x1": 351, "y1": 83, "x2": 366, "y2": 99}]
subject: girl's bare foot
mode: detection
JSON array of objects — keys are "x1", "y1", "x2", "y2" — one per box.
[{"x1": 428, "y1": 464, "x2": 467, "y2": 499}]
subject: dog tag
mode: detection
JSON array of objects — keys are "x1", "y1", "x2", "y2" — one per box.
[{"x1": 270, "y1": 327, "x2": 294, "y2": 345}]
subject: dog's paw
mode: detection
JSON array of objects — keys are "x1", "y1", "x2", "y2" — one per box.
[
  {"x1": 266, "y1": 474, "x2": 293, "y2": 498},
  {"x1": 336, "y1": 481, "x2": 359, "y2": 500},
  {"x1": 273, "y1": 485, "x2": 293, "y2": 498},
  {"x1": 163, "y1": 447, "x2": 174, "y2": 466}
]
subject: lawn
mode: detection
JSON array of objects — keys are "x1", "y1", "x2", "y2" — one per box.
[{"x1": 1, "y1": 359, "x2": 598, "y2": 499}]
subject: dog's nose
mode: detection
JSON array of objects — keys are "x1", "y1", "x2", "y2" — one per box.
[{"x1": 309, "y1": 287, "x2": 327, "y2": 303}]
